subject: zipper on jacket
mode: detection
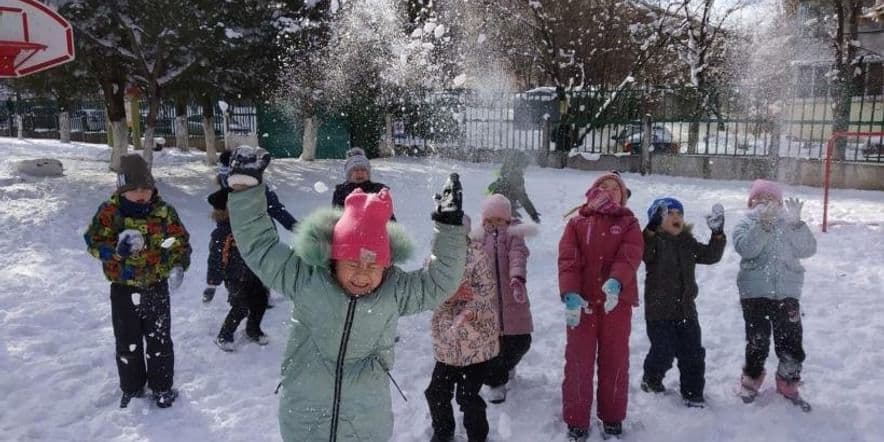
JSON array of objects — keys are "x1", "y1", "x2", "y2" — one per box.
[
  {"x1": 493, "y1": 230, "x2": 505, "y2": 331},
  {"x1": 329, "y1": 297, "x2": 358, "y2": 442}
]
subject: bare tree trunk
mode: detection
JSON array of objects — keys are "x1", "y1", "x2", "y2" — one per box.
[
  {"x1": 300, "y1": 115, "x2": 318, "y2": 161},
  {"x1": 204, "y1": 116, "x2": 217, "y2": 163},
  {"x1": 59, "y1": 111, "x2": 71, "y2": 143},
  {"x1": 16, "y1": 115, "x2": 23, "y2": 139},
  {"x1": 380, "y1": 113, "x2": 394, "y2": 157},
  {"x1": 174, "y1": 96, "x2": 188, "y2": 151},
  {"x1": 101, "y1": 76, "x2": 128, "y2": 171},
  {"x1": 688, "y1": 120, "x2": 700, "y2": 154},
  {"x1": 110, "y1": 121, "x2": 129, "y2": 170},
  {"x1": 142, "y1": 93, "x2": 161, "y2": 168},
  {"x1": 175, "y1": 116, "x2": 187, "y2": 151},
  {"x1": 200, "y1": 95, "x2": 218, "y2": 164}
]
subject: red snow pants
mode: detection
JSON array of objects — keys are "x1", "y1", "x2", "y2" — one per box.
[{"x1": 562, "y1": 303, "x2": 632, "y2": 429}]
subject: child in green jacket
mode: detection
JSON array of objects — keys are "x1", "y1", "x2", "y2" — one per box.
[{"x1": 225, "y1": 146, "x2": 468, "y2": 442}]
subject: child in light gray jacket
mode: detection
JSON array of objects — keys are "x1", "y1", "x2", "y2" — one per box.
[{"x1": 733, "y1": 180, "x2": 816, "y2": 409}]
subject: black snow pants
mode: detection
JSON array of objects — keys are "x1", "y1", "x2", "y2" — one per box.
[
  {"x1": 741, "y1": 297, "x2": 805, "y2": 381},
  {"x1": 110, "y1": 282, "x2": 174, "y2": 394},
  {"x1": 218, "y1": 276, "x2": 269, "y2": 341},
  {"x1": 485, "y1": 334, "x2": 532, "y2": 388},
  {"x1": 642, "y1": 319, "x2": 706, "y2": 400},
  {"x1": 425, "y1": 360, "x2": 491, "y2": 442}
]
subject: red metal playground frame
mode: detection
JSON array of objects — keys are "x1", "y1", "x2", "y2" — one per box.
[{"x1": 822, "y1": 131, "x2": 884, "y2": 232}]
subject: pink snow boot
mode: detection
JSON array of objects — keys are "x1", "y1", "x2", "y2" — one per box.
[
  {"x1": 775, "y1": 374, "x2": 799, "y2": 400},
  {"x1": 739, "y1": 371, "x2": 765, "y2": 403}
]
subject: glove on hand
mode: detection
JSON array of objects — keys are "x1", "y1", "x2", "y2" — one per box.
[
  {"x1": 431, "y1": 173, "x2": 464, "y2": 225},
  {"x1": 227, "y1": 146, "x2": 271, "y2": 188},
  {"x1": 116, "y1": 229, "x2": 145, "y2": 258},
  {"x1": 202, "y1": 286, "x2": 217, "y2": 303},
  {"x1": 167, "y1": 266, "x2": 184, "y2": 292},
  {"x1": 530, "y1": 212, "x2": 541, "y2": 224},
  {"x1": 705, "y1": 203, "x2": 725, "y2": 235},
  {"x1": 602, "y1": 278, "x2": 621, "y2": 313},
  {"x1": 511, "y1": 278, "x2": 527, "y2": 303},
  {"x1": 784, "y1": 197, "x2": 804, "y2": 226},
  {"x1": 563, "y1": 292, "x2": 589, "y2": 328}
]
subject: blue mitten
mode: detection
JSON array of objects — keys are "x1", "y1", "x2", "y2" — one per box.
[
  {"x1": 601, "y1": 278, "x2": 621, "y2": 313},
  {"x1": 563, "y1": 292, "x2": 589, "y2": 327}
]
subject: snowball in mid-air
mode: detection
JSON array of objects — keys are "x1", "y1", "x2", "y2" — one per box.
[{"x1": 313, "y1": 181, "x2": 329, "y2": 193}]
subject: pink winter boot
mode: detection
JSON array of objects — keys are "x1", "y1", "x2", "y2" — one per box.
[
  {"x1": 775, "y1": 374, "x2": 799, "y2": 400},
  {"x1": 739, "y1": 371, "x2": 765, "y2": 403},
  {"x1": 776, "y1": 374, "x2": 812, "y2": 411}
]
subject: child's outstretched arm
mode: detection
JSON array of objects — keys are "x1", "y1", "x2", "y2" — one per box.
[
  {"x1": 229, "y1": 183, "x2": 305, "y2": 301},
  {"x1": 786, "y1": 222, "x2": 817, "y2": 259},
  {"x1": 695, "y1": 233, "x2": 727, "y2": 265},
  {"x1": 394, "y1": 174, "x2": 467, "y2": 315},
  {"x1": 394, "y1": 223, "x2": 467, "y2": 315}
]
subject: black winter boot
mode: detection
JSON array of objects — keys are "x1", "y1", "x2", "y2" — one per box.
[
  {"x1": 567, "y1": 426, "x2": 588, "y2": 442},
  {"x1": 119, "y1": 387, "x2": 145, "y2": 408},
  {"x1": 603, "y1": 421, "x2": 622, "y2": 438},
  {"x1": 153, "y1": 389, "x2": 178, "y2": 408},
  {"x1": 640, "y1": 375, "x2": 666, "y2": 394}
]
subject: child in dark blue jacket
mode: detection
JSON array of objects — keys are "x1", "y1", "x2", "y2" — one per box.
[
  {"x1": 207, "y1": 188, "x2": 270, "y2": 351},
  {"x1": 203, "y1": 149, "x2": 297, "y2": 304}
]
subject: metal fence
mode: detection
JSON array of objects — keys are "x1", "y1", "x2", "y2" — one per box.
[
  {"x1": 391, "y1": 88, "x2": 884, "y2": 163},
  {"x1": 0, "y1": 98, "x2": 257, "y2": 140}
]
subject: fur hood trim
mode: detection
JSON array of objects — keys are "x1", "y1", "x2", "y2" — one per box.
[
  {"x1": 293, "y1": 207, "x2": 414, "y2": 268},
  {"x1": 469, "y1": 221, "x2": 539, "y2": 242}
]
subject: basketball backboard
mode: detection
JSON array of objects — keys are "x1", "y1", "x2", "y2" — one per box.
[{"x1": 0, "y1": 0, "x2": 75, "y2": 78}]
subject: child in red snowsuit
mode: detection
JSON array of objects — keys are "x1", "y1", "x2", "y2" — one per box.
[{"x1": 558, "y1": 172, "x2": 643, "y2": 440}]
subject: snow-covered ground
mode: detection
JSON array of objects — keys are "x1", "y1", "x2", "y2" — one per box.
[{"x1": 1, "y1": 137, "x2": 882, "y2": 441}]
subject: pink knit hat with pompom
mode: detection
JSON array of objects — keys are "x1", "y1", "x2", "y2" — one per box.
[
  {"x1": 747, "y1": 179, "x2": 783, "y2": 208},
  {"x1": 331, "y1": 188, "x2": 394, "y2": 266}
]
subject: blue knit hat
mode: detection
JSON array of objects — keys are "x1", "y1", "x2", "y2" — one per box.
[{"x1": 647, "y1": 197, "x2": 684, "y2": 219}]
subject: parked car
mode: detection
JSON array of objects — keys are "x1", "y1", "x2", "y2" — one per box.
[
  {"x1": 71, "y1": 108, "x2": 105, "y2": 132},
  {"x1": 22, "y1": 106, "x2": 58, "y2": 132},
  {"x1": 611, "y1": 123, "x2": 679, "y2": 154},
  {"x1": 862, "y1": 141, "x2": 884, "y2": 160}
]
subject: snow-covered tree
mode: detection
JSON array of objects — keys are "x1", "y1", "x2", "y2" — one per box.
[
  {"x1": 289, "y1": 0, "x2": 447, "y2": 158},
  {"x1": 473, "y1": 0, "x2": 682, "y2": 157},
  {"x1": 276, "y1": 0, "x2": 336, "y2": 161},
  {"x1": 59, "y1": 0, "x2": 133, "y2": 171},
  {"x1": 665, "y1": 0, "x2": 746, "y2": 153}
]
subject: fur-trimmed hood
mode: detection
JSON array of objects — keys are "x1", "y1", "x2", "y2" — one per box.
[
  {"x1": 469, "y1": 220, "x2": 539, "y2": 242},
  {"x1": 293, "y1": 207, "x2": 414, "y2": 268}
]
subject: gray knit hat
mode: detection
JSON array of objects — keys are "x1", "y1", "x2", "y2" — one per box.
[
  {"x1": 344, "y1": 147, "x2": 371, "y2": 181},
  {"x1": 117, "y1": 153, "x2": 155, "y2": 193}
]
